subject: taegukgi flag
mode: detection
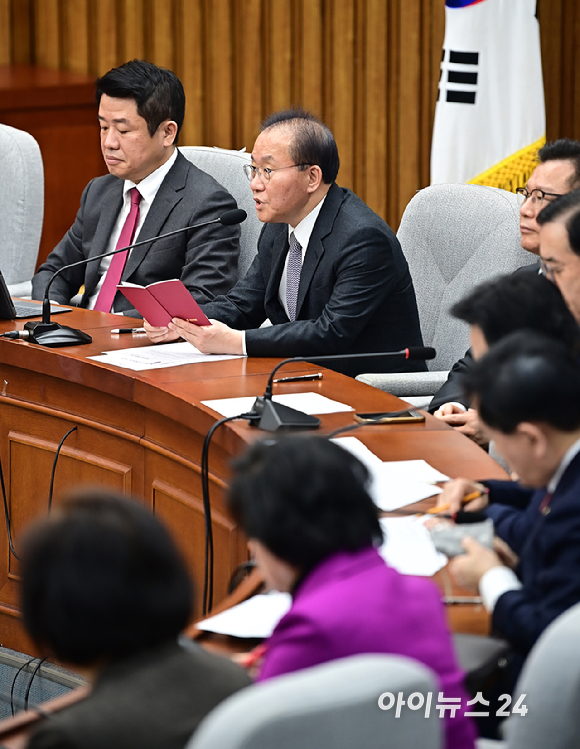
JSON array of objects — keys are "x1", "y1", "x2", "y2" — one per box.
[{"x1": 430, "y1": 0, "x2": 545, "y2": 190}]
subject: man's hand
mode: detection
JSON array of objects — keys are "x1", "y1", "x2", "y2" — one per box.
[
  {"x1": 436, "y1": 477, "x2": 490, "y2": 515},
  {"x1": 493, "y1": 536, "x2": 519, "y2": 570},
  {"x1": 433, "y1": 407, "x2": 488, "y2": 446},
  {"x1": 448, "y1": 536, "x2": 503, "y2": 593},
  {"x1": 144, "y1": 321, "x2": 180, "y2": 344},
  {"x1": 433, "y1": 403, "x2": 466, "y2": 418},
  {"x1": 169, "y1": 318, "x2": 244, "y2": 355}
]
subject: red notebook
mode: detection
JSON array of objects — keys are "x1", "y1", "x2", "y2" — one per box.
[{"x1": 117, "y1": 280, "x2": 211, "y2": 327}]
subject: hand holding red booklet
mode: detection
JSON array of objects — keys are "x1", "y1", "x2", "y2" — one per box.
[{"x1": 117, "y1": 280, "x2": 211, "y2": 327}]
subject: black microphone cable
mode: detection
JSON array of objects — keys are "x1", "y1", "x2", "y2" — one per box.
[
  {"x1": 48, "y1": 427, "x2": 77, "y2": 512},
  {"x1": 0, "y1": 452, "x2": 19, "y2": 560},
  {"x1": 11, "y1": 656, "x2": 38, "y2": 716},
  {"x1": 200, "y1": 410, "x2": 260, "y2": 616},
  {"x1": 24, "y1": 657, "x2": 46, "y2": 712}
]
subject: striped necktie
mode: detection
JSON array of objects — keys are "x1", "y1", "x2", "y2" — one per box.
[{"x1": 286, "y1": 232, "x2": 302, "y2": 321}]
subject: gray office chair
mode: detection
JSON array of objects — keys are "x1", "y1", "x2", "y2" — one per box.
[
  {"x1": 186, "y1": 654, "x2": 442, "y2": 749},
  {"x1": 179, "y1": 146, "x2": 260, "y2": 280},
  {"x1": 356, "y1": 184, "x2": 536, "y2": 404},
  {"x1": 0, "y1": 124, "x2": 44, "y2": 298},
  {"x1": 476, "y1": 601, "x2": 580, "y2": 749}
]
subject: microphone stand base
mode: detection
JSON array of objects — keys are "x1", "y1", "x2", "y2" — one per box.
[
  {"x1": 249, "y1": 396, "x2": 320, "y2": 432},
  {"x1": 24, "y1": 321, "x2": 92, "y2": 348}
]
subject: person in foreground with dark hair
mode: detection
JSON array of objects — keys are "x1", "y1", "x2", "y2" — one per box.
[
  {"x1": 32, "y1": 59, "x2": 240, "y2": 315},
  {"x1": 227, "y1": 437, "x2": 476, "y2": 749},
  {"x1": 433, "y1": 272, "x2": 580, "y2": 445},
  {"x1": 21, "y1": 489, "x2": 250, "y2": 749},
  {"x1": 437, "y1": 331, "x2": 580, "y2": 665},
  {"x1": 431, "y1": 137, "x2": 580, "y2": 424},
  {"x1": 145, "y1": 108, "x2": 424, "y2": 377}
]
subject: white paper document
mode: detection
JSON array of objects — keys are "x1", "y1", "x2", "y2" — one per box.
[
  {"x1": 202, "y1": 392, "x2": 354, "y2": 418},
  {"x1": 332, "y1": 437, "x2": 447, "y2": 511},
  {"x1": 379, "y1": 516, "x2": 448, "y2": 576},
  {"x1": 196, "y1": 592, "x2": 292, "y2": 639},
  {"x1": 88, "y1": 341, "x2": 244, "y2": 371}
]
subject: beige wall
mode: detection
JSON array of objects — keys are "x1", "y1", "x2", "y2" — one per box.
[{"x1": 0, "y1": 0, "x2": 577, "y2": 229}]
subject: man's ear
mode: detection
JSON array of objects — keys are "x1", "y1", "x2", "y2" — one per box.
[
  {"x1": 516, "y1": 421, "x2": 548, "y2": 459},
  {"x1": 306, "y1": 164, "x2": 324, "y2": 193},
  {"x1": 161, "y1": 120, "x2": 178, "y2": 147}
]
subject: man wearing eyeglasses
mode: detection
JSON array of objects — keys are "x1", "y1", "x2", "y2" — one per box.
[
  {"x1": 146, "y1": 108, "x2": 425, "y2": 377},
  {"x1": 430, "y1": 138, "x2": 580, "y2": 436},
  {"x1": 536, "y1": 189, "x2": 580, "y2": 325}
]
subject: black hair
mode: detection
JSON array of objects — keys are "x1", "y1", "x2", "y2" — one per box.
[
  {"x1": 20, "y1": 489, "x2": 193, "y2": 666},
  {"x1": 465, "y1": 330, "x2": 580, "y2": 434},
  {"x1": 96, "y1": 59, "x2": 185, "y2": 143},
  {"x1": 227, "y1": 437, "x2": 382, "y2": 573},
  {"x1": 261, "y1": 108, "x2": 340, "y2": 184},
  {"x1": 451, "y1": 272, "x2": 580, "y2": 352},
  {"x1": 536, "y1": 189, "x2": 580, "y2": 258},
  {"x1": 538, "y1": 138, "x2": 580, "y2": 189}
]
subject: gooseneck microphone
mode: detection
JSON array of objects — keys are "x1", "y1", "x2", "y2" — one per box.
[
  {"x1": 251, "y1": 346, "x2": 436, "y2": 431},
  {"x1": 22, "y1": 209, "x2": 247, "y2": 348}
]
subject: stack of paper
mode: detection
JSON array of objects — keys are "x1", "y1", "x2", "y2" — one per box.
[
  {"x1": 202, "y1": 392, "x2": 354, "y2": 418},
  {"x1": 332, "y1": 437, "x2": 448, "y2": 511},
  {"x1": 196, "y1": 592, "x2": 292, "y2": 638},
  {"x1": 379, "y1": 516, "x2": 448, "y2": 576},
  {"x1": 89, "y1": 341, "x2": 244, "y2": 371}
]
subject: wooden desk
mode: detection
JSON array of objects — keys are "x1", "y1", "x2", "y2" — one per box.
[
  {"x1": 0, "y1": 306, "x2": 507, "y2": 653},
  {"x1": 0, "y1": 65, "x2": 106, "y2": 268}
]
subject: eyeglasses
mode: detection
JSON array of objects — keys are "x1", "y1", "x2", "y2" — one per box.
[
  {"x1": 540, "y1": 257, "x2": 556, "y2": 284},
  {"x1": 516, "y1": 186, "x2": 563, "y2": 207},
  {"x1": 243, "y1": 163, "x2": 311, "y2": 183}
]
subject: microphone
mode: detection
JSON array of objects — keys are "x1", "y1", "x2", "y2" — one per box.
[
  {"x1": 251, "y1": 346, "x2": 436, "y2": 431},
  {"x1": 23, "y1": 209, "x2": 247, "y2": 348}
]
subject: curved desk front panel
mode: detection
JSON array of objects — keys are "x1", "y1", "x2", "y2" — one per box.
[{"x1": 0, "y1": 307, "x2": 507, "y2": 652}]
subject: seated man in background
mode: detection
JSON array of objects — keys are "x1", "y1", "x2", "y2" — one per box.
[
  {"x1": 145, "y1": 109, "x2": 425, "y2": 377},
  {"x1": 442, "y1": 272, "x2": 580, "y2": 445},
  {"x1": 227, "y1": 437, "x2": 476, "y2": 749},
  {"x1": 431, "y1": 138, "x2": 580, "y2": 433},
  {"x1": 32, "y1": 59, "x2": 240, "y2": 316},
  {"x1": 21, "y1": 489, "x2": 250, "y2": 749},
  {"x1": 537, "y1": 188, "x2": 580, "y2": 324},
  {"x1": 438, "y1": 332, "x2": 580, "y2": 680}
]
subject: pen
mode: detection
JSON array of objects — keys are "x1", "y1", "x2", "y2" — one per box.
[
  {"x1": 111, "y1": 327, "x2": 147, "y2": 335},
  {"x1": 426, "y1": 487, "x2": 489, "y2": 515},
  {"x1": 273, "y1": 373, "x2": 323, "y2": 384}
]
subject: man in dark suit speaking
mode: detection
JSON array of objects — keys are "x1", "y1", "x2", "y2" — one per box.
[
  {"x1": 146, "y1": 109, "x2": 424, "y2": 376},
  {"x1": 32, "y1": 59, "x2": 240, "y2": 316}
]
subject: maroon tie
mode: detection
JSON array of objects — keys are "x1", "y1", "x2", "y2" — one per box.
[{"x1": 94, "y1": 187, "x2": 142, "y2": 312}]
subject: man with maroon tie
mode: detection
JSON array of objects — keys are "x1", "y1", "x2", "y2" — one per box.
[{"x1": 32, "y1": 59, "x2": 240, "y2": 317}]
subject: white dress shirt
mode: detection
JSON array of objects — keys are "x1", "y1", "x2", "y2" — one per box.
[
  {"x1": 87, "y1": 149, "x2": 178, "y2": 312},
  {"x1": 240, "y1": 196, "x2": 327, "y2": 354}
]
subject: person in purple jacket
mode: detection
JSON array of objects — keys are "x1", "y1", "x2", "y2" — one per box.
[{"x1": 227, "y1": 437, "x2": 476, "y2": 749}]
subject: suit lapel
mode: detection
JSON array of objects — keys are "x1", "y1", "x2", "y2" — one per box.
[
  {"x1": 122, "y1": 153, "x2": 189, "y2": 280},
  {"x1": 294, "y1": 183, "x2": 343, "y2": 319},
  {"x1": 264, "y1": 226, "x2": 291, "y2": 317},
  {"x1": 84, "y1": 181, "x2": 124, "y2": 295}
]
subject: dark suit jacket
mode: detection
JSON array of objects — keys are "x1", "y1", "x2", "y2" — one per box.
[
  {"x1": 32, "y1": 152, "x2": 240, "y2": 316},
  {"x1": 484, "y1": 451, "x2": 580, "y2": 656},
  {"x1": 26, "y1": 639, "x2": 251, "y2": 749},
  {"x1": 428, "y1": 263, "x2": 541, "y2": 412},
  {"x1": 202, "y1": 183, "x2": 425, "y2": 377}
]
